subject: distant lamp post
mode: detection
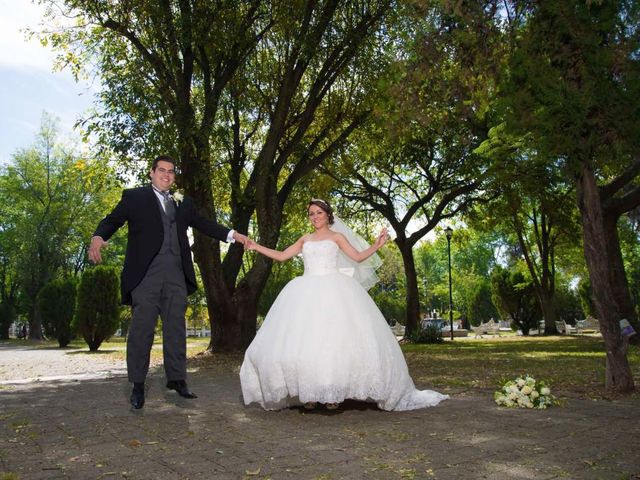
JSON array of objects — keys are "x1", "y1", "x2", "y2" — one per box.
[
  {"x1": 445, "y1": 226, "x2": 454, "y2": 341},
  {"x1": 423, "y1": 278, "x2": 428, "y2": 322}
]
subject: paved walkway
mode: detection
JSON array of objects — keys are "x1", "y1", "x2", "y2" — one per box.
[
  {"x1": 0, "y1": 342, "x2": 127, "y2": 384},
  {"x1": 1, "y1": 342, "x2": 639, "y2": 479}
]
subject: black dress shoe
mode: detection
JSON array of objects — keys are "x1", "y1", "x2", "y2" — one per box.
[
  {"x1": 130, "y1": 386, "x2": 145, "y2": 409},
  {"x1": 166, "y1": 380, "x2": 198, "y2": 399}
]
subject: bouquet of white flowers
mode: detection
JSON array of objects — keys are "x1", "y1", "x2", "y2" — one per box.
[{"x1": 494, "y1": 374, "x2": 554, "y2": 409}]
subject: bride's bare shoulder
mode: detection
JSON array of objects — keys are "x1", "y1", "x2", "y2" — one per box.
[
  {"x1": 331, "y1": 232, "x2": 347, "y2": 243},
  {"x1": 299, "y1": 233, "x2": 313, "y2": 244}
]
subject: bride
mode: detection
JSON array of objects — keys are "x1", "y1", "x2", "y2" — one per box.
[{"x1": 240, "y1": 199, "x2": 449, "y2": 411}]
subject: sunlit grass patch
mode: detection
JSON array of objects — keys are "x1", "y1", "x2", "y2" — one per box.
[{"x1": 402, "y1": 335, "x2": 639, "y2": 398}]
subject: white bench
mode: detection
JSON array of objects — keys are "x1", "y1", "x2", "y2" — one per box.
[
  {"x1": 577, "y1": 317, "x2": 600, "y2": 333},
  {"x1": 391, "y1": 324, "x2": 405, "y2": 337},
  {"x1": 555, "y1": 320, "x2": 577, "y2": 334},
  {"x1": 471, "y1": 320, "x2": 499, "y2": 338}
]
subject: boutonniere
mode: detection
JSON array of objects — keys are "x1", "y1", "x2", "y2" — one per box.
[{"x1": 171, "y1": 190, "x2": 184, "y2": 205}]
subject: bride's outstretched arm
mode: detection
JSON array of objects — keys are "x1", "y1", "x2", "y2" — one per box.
[
  {"x1": 245, "y1": 236, "x2": 305, "y2": 262},
  {"x1": 335, "y1": 228, "x2": 388, "y2": 263}
]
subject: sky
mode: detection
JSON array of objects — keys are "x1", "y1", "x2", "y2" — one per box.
[{"x1": 0, "y1": 0, "x2": 95, "y2": 164}]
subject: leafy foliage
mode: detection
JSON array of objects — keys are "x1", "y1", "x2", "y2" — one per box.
[
  {"x1": 554, "y1": 283, "x2": 585, "y2": 324},
  {"x1": 75, "y1": 266, "x2": 120, "y2": 351},
  {"x1": 0, "y1": 302, "x2": 16, "y2": 340},
  {"x1": 406, "y1": 323, "x2": 443, "y2": 344},
  {"x1": 39, "y1": 0, "x2": 395, "y2": 350},
  {"x1": 458, "y1": 277, "x2": 498, "y2": 328},
  {"x1": 37, "y1": 277, "x2": 77, "y2": 347},
  {"x1": 490, "y1": 265, "x2": 541, "y2": 336},
  {"x1": 416, "y1": 228, "x2": 500, "y2": 326},
  {"x1": 0, "y1": 114, "x2": 122, "y2": 338},
  {"x1": 577, "y1": 278, "x2": 596, "y2": 319}
]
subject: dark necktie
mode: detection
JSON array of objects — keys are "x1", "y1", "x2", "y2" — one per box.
[{"x1": 161, "y1": 191, "x2": 175, "y2": 221}]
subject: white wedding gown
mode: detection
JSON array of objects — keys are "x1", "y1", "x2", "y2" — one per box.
[{"x1": 240, "y1": 240, "x2": 449, "y2": 411}]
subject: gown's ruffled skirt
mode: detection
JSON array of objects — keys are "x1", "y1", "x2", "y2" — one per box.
[{"x1": 240, "y1": 269, "x2": 448, "y2": 411}]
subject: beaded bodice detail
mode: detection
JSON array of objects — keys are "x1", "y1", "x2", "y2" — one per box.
[{"x1": 302, "y1": 240, "x2": 339, "y2": 275}]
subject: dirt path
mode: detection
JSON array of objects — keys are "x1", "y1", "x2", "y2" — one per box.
[
  {"x1": 0, "y1": 341, "x2": 127, "y2": 384},
  {"x1": 1, "y1": 343, "x2": 640, "y2": 478}
]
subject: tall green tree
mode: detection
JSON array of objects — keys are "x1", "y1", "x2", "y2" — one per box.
[
  {"x1": 498, "y1": 0, "x2": 640, "y2": 392},
  {"x1": 417, "y1": 228, "x2": 499, "y2": 327},
  {"x1": 471, "y1": 140, "x2": 580, "y2": 334},
  {"x1": 329, "y1": 1, "x2": 504, "y2": 335},
  {"x1": 334, "y1": 137, "x2": 485, "y2": 336},
  {"x1": 0, "y1": 227, "x2": 19, "y2": 339},
  {"x1": 43, "y1": 0, "x2": 392, "y2": 350},
  {"x1": 0, "y1": 114, "x2": 121, "y2": 339}
]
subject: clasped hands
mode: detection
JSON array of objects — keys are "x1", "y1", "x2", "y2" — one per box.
[
  {"x1": 234, "y1": 234, "x2": 259, "y2": 251},
  {"x1": 232, "y1": 232, "x2": 257, "y2": 250}
]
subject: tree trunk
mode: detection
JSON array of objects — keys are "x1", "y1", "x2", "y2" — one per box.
[
  {"x1": 538, "y1": 290, "x2": 559, "y2": 335},
  {"x1": 197, "y1": 197, "x2": 282, "y2": 352},
  {"x1": 28, "y1": 303, "x2": 44, "y2": 340},
  {"x1": 603, "y1": 215, "x2": 639, "y2": 327},
  {"x1": 576, "y1": 165, "x2": 634, "y2": 393},
  {"x1": 601, "y1": 210, "x2": 640, "y2": 347},
  {"x1": 397, "y1": 239, "x2": 420, "y2": 337},
  {"x1": 513, "y1": 211, "x2": 559, "y2": 335},
  {"x1": 191, "y1": 207, "x2": 270, "y2": 352}
]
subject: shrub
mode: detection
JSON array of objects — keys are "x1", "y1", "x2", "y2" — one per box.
[
  {"x1": 490, "y1": 265, "x2": 541, "y2": 336},
  {"x1": 74, "y1": 266, "x2": 120, "y2": 351},
  {"x1": 407, "y1": 323, "x2": 443, "y2": 344},
  {"x1": 119, "y1": 306, "x2": 132, "y2": 338},
  {"x1": 38, "y1": 277, "x2": 77, "y2": 347},
  {"x1": 0, "y1": 302, "x2": 16, "y2": 340},
  {"x1": 371, "y1": 289, "x2": 407, "y2": 326},
  {"x1": 555, "y1": 283, "x2": 585, "y2": 323},
  {"x1": 577, "y1": 278, "x2": 596, "y2": 318}
]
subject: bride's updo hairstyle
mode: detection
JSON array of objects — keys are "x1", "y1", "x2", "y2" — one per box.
[{"x1": 308, "y1": 198, "x2": 335, "y2": 226}]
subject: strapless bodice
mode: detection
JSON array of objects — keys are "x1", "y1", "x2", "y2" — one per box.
[{"x1": 302, "y1": 240, "x2": 339, "y2": 275}]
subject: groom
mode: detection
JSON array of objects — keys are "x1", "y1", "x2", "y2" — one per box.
[{"x1": 89, "y1": 155, "x2": 247, "y2": 409}]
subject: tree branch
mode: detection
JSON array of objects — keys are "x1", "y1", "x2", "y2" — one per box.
[{"x1": 599, "y1": 156, "x2": 640, "y2": 201}]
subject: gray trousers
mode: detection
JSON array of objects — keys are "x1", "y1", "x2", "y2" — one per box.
[{"x1": 127, "y1": 252, "x2": 187, "y2": 383}]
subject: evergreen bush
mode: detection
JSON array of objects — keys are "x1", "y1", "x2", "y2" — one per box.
[
  {"x1": 38, "y1": 277, "x2": 77, "y2": 347},
  {"x1": 74, "y1": 266, "x2": 119, "y2": 351},
  {"x1": 0, "y1": 302, "x2": 16, "y2": 339},
  {"x1": 407, "y1": 323, "x2": 444, "y2": 344},
  {"x1": 490, "y1": 266, "x2": 541, "y2": 336}
]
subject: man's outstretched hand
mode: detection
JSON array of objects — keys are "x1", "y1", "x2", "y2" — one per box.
[{"x1": 88, "y1": 236, "x2": 108, "y2": 264}]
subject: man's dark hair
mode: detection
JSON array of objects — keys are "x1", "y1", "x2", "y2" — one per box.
[{"x1": 152, "y1": 155, "x2": 176, "y2": 171}]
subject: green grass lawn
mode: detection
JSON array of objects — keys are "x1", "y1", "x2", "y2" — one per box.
[
  {"x1": 5, "y1": 334, "x2": 639, "y2": 398},
  {"x1": 402, "y1": 335, "x2": 640, "y2": 398}
]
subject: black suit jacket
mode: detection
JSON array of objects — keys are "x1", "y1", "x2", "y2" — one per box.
[{"x1": 93, "y1": 185, "x2": 230, "y2": 305}]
